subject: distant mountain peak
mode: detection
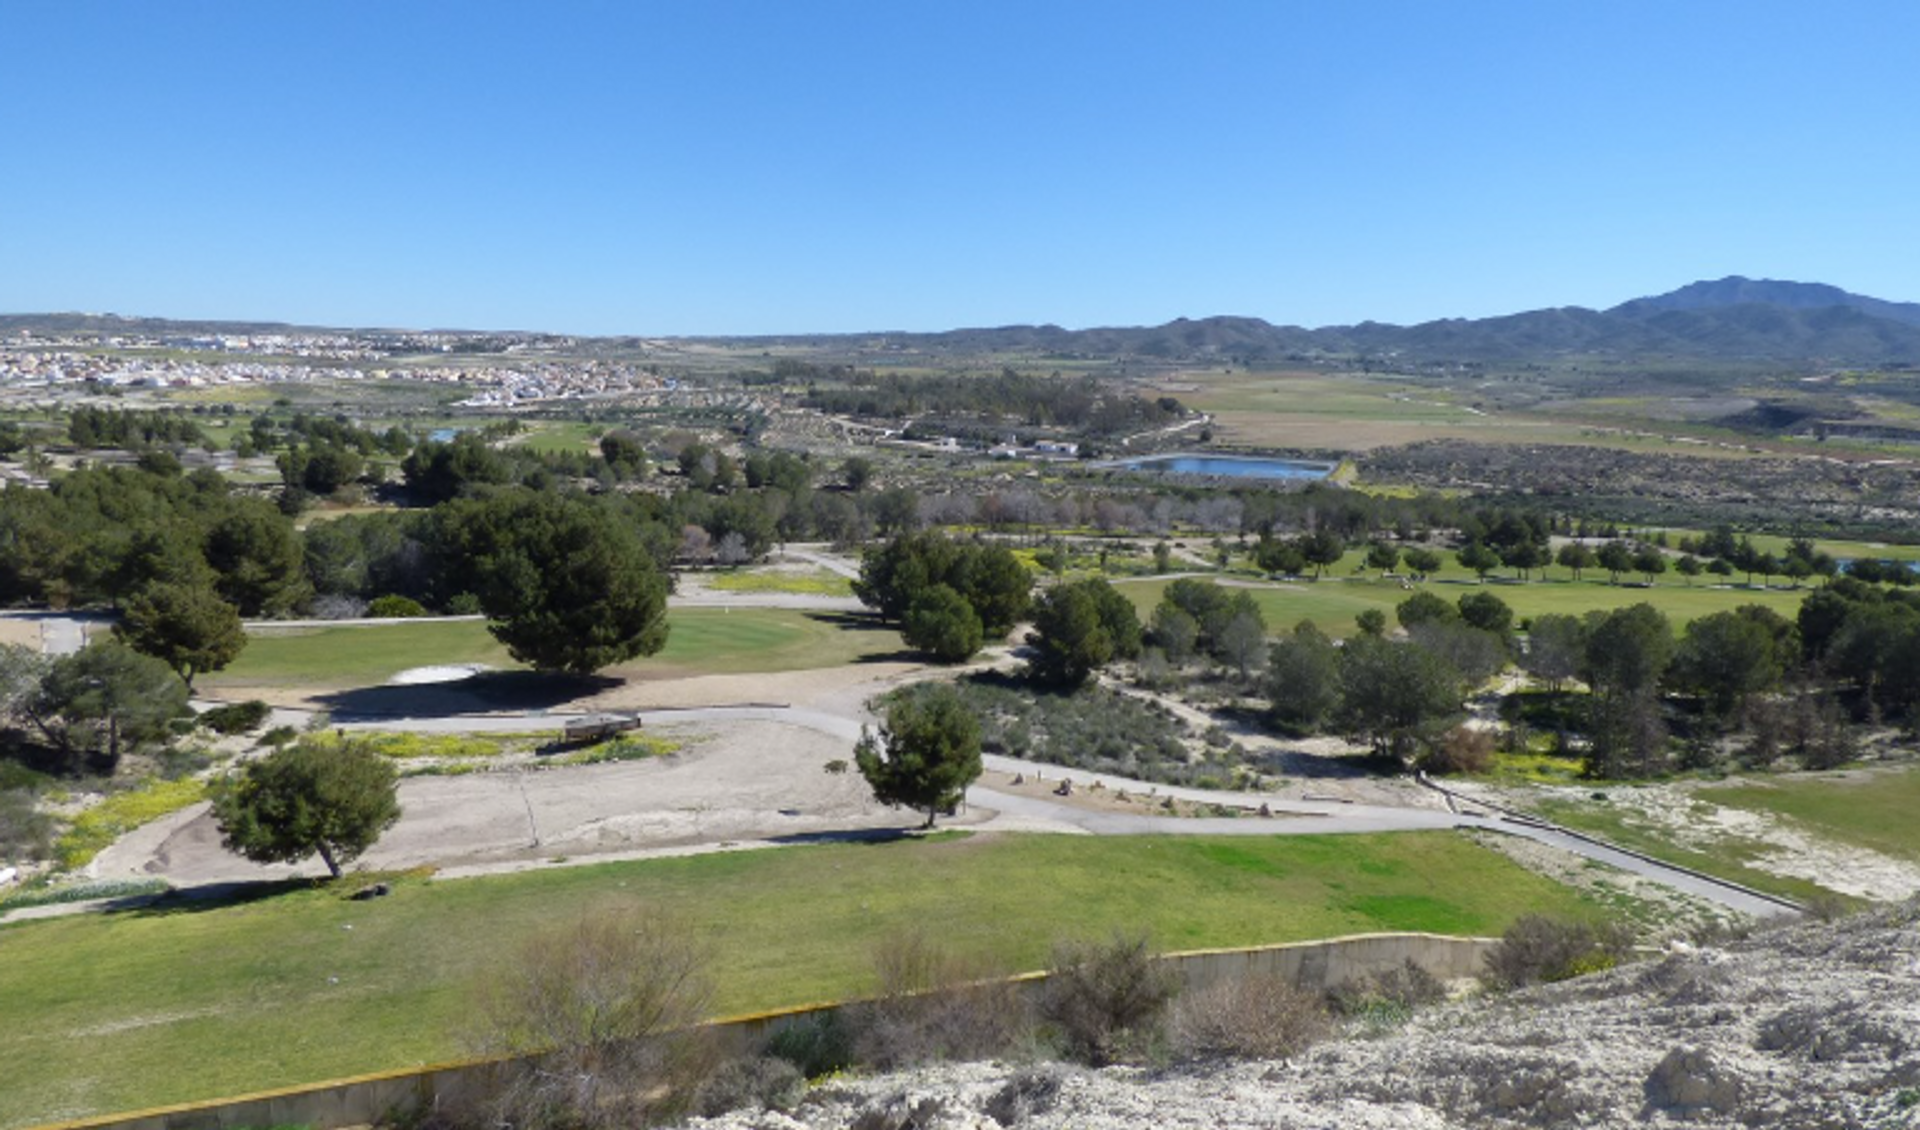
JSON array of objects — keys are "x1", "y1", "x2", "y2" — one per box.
[{"x1": 1612, "y1": 277, "x2": 1920, "y2": 327}]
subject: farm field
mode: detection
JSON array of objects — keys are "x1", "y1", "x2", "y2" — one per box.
[
  {"x1": 200, "y1": 608, "x2": 900, "y2": 692},
  {"x1": 1170, "y1": 371, "x2": 1768, "y2": 455},
  {"x1": 0, "y1": 831, "x2": 1606, "y2": 1128},
  {"x1": 1113, "y1": 575, "x2": 1809, "y2": 637}
]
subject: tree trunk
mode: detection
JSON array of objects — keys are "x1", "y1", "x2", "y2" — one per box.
[
  {"x1": 922, "y1": 807, "x2": 938, "y2": 830},
  {"x1": 316, "y1": 842, "x2": 342, "y2": 880}
]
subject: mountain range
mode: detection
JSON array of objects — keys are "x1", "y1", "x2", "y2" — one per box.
[
  {"x1": 7, "y1": 277, "x2": 1920, "y2": 366},
  {"x1": 885, "y1": 277, "x2": 1920, "y2": 366}
]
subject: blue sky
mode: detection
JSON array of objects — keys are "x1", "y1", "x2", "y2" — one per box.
[{"x1": 3, "y1": 2, "x2": 1915, "y2": 335}]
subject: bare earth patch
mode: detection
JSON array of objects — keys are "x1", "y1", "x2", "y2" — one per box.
[{"x1": 1516, "y1": 779, "x2": 1920, "y2": 902}]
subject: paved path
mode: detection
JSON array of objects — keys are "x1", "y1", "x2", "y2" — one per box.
[{"x1": 133, "y1": 702, "x2": 1796, "y2": 920}]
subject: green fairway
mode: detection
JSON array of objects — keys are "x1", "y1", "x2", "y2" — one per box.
[
  {"x1": 1700, "y1": 767, "x2": 1920, "y2": 862},
  {"x1": 203, "y1": 609, "x2": 899, "y2": 691},
  {"x1": 614, "y1": 607, "x2": 898, "y2": 677},
  {"x1": 1114, "y1": 575, "x2": 1808, "y2": 637},
  {"x1": 203, "y1": 619, "x2": 515, "y2": 689},
  {"x1": 0, "y1": 831, "x2": 1602, "y2": 1126}
]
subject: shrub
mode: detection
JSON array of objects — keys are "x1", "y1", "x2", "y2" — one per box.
[
  {"x1": 765, "y1": 1012, "x2": 855, "y2": 1078},
  {"x1": 0, "y1": 789, "x2": 54, "y2": 862},
  {"x1": 367, "y1": 594, "x2": 429, "y2": 618},
  {"x1": 845, "y1": 929, "x2": 1028, "y2": 1069},
  {"x1": 259, "y1": 726, "x2": 298, "y2": 748},
  {"x1": 1420, "y1": 725, "x2": 1496, "y2": 775},
  {"x1": 1483, "y1": 915, "x2": 1635, "y2": 990},
  {"x1": 0, "y1": 876, "x2": 169, "y2": 911},
  {"x1": 466, "y1": 907, "x2": 718, "y2": 1128},
  {"x1": 690, "y1": 1056, "x2": 804, "y2": 1117},
  {"x1": 1169, "y1": 973, "x2": 1330, "y2": 1060},
  {"x1": 1038, "y1": 934, "x2": 1179, "y2": 1065},
  {"x1": 199, "y1": 700, "x2": 273, "y2": 735},
  {"x1": 1326, "y1": 959, "x2": 1447, "y2": 1024}
]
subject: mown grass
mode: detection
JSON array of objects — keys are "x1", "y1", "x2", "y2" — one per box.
[
  {"x1": 203, "y1": 609, "x2": 900, "y2": 691},
  {"x1": 0, "y1": 830, "x2": 1602, "y2": 1127},
  {"x1": 1529, "y1": 796, "x2": 1835, "y2": 904},
  {"x1": 1700, "y1": 766, "x2": 1920, "y2": 862},
  {"x1": 1113, "y1": 575, "x2": 1808, "y2": 637},
  {"x1": 205, "y1": 620, "x2": 513, "y2": 688}
]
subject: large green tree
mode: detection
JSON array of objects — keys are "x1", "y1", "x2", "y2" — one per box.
[
  {"x1": 902, "y1": 584, "x2": 984, "y2": 663},
  {"x1": 1026, "y1": 577, "x2": 1142, "y2": 686},
  {"x1": 26, "y1": 641, "x2": 188, "y2": 768},
  {"x1": 854, "y1": 685, "x2": 982, "y2": 828},
  {"x1": 1267, "y1": 620, "x2": 1341, "y2": 728},
  {"x1": 212, "y1": 738, "x2": 402, "y2": 879},
  {"x1": 204, "y1": 499, "x2": 310, "y2": 617},
  {"x1": 1669, "y1": 607, "x2": 1787, "y2": 719},
  {"x1": 115, "y1": 582, "x2": 246, "y2": 689},
  {"x1": 441, "y1": 491, "x2": 670, "y2": 674},
  {"x1": 1336, "y1": 634, "x2": 1462, "y2": 763}
]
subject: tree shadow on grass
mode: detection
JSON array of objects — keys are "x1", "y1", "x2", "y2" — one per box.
[
  {"x1": 121, "y1": 877, "x2": 318, "y2": 918},
  {"x1": 312, "y1": 670, "x2": 621, "y2": 721},
  {"x1": 800, "y1": 611, "x2": 922, "y2": 664}
]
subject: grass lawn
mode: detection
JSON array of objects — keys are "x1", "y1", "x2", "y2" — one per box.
[
  {"x1": 1112, "y1": 576, "x2": 1808, "y2": 637},
  {"x1": 202, "y1": 609, "x2": 899, "y2": 692},
  {"x1": 518, "y1": 421, "x2": 602, "y2": 455},
  {"x1": 611, "y1": 607, "x2": 900, "y2": 678},
  {"x1": 0, "y1": 831, "x2": 1602, "y2": 1126},
  {"x1": 203, "y1": 620, "x2": 515, "y2": 690},
  {"x1": 1699, "y1": 766, "x2": 1920, "y2": 862}
]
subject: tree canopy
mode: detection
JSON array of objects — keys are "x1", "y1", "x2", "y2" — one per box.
[
  {"x1": 212, "y1": 737, "x2": 402, "y2": 878},
  {"x1": 1026, "y1": 577, "x2": 1142, "y2": 686},
  {"x1": 115, "y1": 581, "x2": 246, "y2": 689},
  {"x1": 437, "y1": 490, "x2": 671, "y2": 674},
  {"x1": 854, "y1": 684, "x2": 982, "y2": 828}
]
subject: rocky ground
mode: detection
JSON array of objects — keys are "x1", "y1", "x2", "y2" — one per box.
[{"x1": 684, "y1": 901, "x2": 1920, "y2": 1129}]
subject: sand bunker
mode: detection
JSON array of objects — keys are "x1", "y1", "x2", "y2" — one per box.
[{"x1": 388, "y1": 664, "x2": 492, "y2": 685}]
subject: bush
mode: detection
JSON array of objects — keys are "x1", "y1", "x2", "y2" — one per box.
[
  {"x1": 1168, "y1": 973, "x2": 1330, "y2": 1060},
  {"x1": 765, "y1": 1012, "x2": 855, "y2": 1078},
  {"x1": 1420, "y1": 725, "x2": 1496, "y2": 775},
  {"x1": 1038, "y1": 934, "x2": 1179, "y2": 1065},
  {"x1": 199, "y1": 700, "x2": 273, "y2": 735},
  {"x1": 1326, "y1": 959, "x2": 1447, "y2": 1024},
  {"x1": 1483, "y1": 915, "x2": 1635, "y2": 990},
  {"x1": 844, "y1": 929, "x2": 1028, "y2": 1069},
  {"x1": 259, "y1": 726, "x2": 298, "y2": 748},
  {"x1": 0, "y1": 789, "x2": 54, "y2": 862},
  {"x1": 367, "y1": 594, "x2": 429, "y2": 618},
  {"x1": 466, "y1": 908, "x2": 718, "y2": 1128},
  {"x1": 690, "y1": 1056, "x2": 804, "y2": 1117}
]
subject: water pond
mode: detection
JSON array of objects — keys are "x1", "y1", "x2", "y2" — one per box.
[{"x1": 1109, "y1": 454, "x2": 1336, "y2": 481}]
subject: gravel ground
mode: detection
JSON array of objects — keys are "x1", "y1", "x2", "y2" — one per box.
[{"x1": 681, "y1": 901, "x2": 1920, "y2": 1129}]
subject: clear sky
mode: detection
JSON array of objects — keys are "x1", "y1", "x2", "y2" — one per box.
[{"x1": 3, "y1": 2, "x2": 1915, "y2": 335}]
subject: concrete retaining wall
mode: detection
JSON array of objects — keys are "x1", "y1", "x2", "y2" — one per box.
[{"x1": 30, "y1": 932, "x2": 1494, "y2": 1130}]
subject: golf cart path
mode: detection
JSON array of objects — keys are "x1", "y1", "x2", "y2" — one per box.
[{"x1": 67, "y1": 701, "x2": 1798, "y2": 922}]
